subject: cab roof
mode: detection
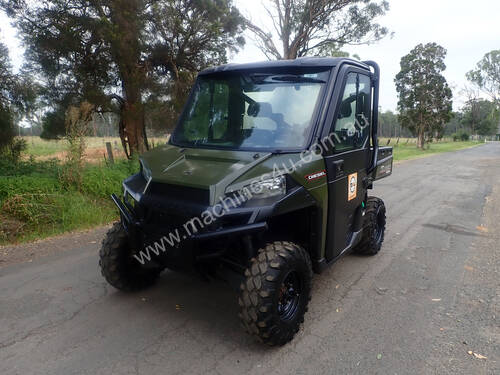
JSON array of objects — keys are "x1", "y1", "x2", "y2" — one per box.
[{"x1": 199, "y1": 57, "x2": 371, "y2": 76}]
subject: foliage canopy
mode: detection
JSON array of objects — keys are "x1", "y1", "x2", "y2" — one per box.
[
  {"x1": 395, "y1": 43, "x2": 453, "y2": 148},
  {"x1": 1, "y1": 0, "x2": 246, "y2": 156},
  {"x1": 245, "y1": 0, "x2": 390, "y2": 60}
]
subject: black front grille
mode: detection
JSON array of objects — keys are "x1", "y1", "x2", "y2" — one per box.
[
  {"x1": 148, "y1": 182, "x2": 210, "y2": 205},
  {"x1": 144, "y1": 209, "x2": 188, "y2": 232}
]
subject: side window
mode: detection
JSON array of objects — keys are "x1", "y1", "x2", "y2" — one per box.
[
  {"x1": 358, "y1": 74, "x2": 372, "y2": 140},
  {"x1": 331, "y1": 73, "x2": 372, "y2": 152}
]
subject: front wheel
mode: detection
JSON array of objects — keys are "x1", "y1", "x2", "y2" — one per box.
[
  {"x1": 99, "y1": 222, "x2": 162, "y2": 291},
  {"x1": 354, "y1": 197, "x2": 386, "y2": 256},
  {"x1": 238, "y1": 241, "x2": 312, "y2": 346}
]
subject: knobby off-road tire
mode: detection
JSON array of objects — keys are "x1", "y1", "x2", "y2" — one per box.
[
  {"x1": 238, "y1": 241, "x2": 313, "y2": 346},
  {"x1": 354, "y1": 197, "x2": 386, "y2": 256},
  {"x1": 99, "y1": 222, "x2": 162, "y2": 291}
]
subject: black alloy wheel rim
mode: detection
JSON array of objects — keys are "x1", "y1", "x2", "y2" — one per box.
[
  {"x1": 278, "y1": 271, "x2": 302, "y2": 321},
  {"x1": 375, "y1": 207, "x2": 384, "y2": 243}
]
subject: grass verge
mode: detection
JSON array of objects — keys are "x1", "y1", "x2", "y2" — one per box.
[
  {"x1": 0, "y1": 139, "x2": 484, "y2": 246},
  {"x1": 0, "y1": 159, "x2": 137, "y2": 245},
  {"x1": 391, "y1": 141, "x2": 483, "y2": 161}
]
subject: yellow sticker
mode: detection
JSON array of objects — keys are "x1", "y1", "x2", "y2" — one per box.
[{"x1": 348, "y1": 172, "x2": 358, "y2": 201}]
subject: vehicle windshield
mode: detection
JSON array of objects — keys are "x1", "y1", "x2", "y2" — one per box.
[{"x1": 171, "y1": 69, "x2": 330, "y2": 151}]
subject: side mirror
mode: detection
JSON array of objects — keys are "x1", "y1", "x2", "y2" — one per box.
[
  {"x1": 338, "y1": 94, "x2": 356, "y2": 119},
  {"x1": 247, "y1": 102, "x2": 260, "y2": 117}
]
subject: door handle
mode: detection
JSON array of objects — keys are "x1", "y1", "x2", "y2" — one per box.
[
  {"x1": 362, "y1": 176, "x2": 373, "y2": 189},
  {"x1": 333, "y1": 160, "x2": 344, "y2": 178}
]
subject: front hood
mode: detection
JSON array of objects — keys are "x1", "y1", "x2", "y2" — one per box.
[{"x1": 140, "y1": 144, "x2": 272, "y2": 204}]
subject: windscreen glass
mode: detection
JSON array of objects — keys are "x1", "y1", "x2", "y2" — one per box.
[{"x1": 171, "y1": 70, "x2": 330, "y2": 151}]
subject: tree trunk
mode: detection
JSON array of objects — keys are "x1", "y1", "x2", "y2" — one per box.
[
  {"x1": 417, "y1": 113, "x2": 425, "y2": 149},
  {"x1": 121, "y1": 100, "x2": 146, "y2": 156},
  {"x1": 417, "y1": 129, "x2": 425, "y2": 149},
  {"x1": 109, "y1": 0, "x2": 147, "y2": 158},
  {"x1": 285, "y1": 44, "x2": 298, "y2": 60}
]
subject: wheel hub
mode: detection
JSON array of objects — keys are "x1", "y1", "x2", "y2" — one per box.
[
  {"x1": 278, "y1": 271, "x2": 302, "y2": 321},
  {"x1": 375, "y1": 208, "x2": 384, "y2": 243}
]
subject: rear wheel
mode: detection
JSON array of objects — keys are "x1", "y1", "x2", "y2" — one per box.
[
  {"x1": 238, "y1": 241, "x2": 312, "y2": 346},
  {"x1": 354, "y1": 197, "x2": 386, "y2": 256},
  {"x1": 99, "y1": 222, "x2": 162, "y2": 291}
]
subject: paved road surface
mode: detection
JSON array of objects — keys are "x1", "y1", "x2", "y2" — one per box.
[{"x1": 1, "y1": 143, "x2": 499, "y2": 375}]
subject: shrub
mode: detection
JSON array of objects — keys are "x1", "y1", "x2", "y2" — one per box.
[
  {"x1": 0, "y1": 176, "x2": 60, "y2": 201},
  {"x1": 0, "y1": 158, "x2": 135, "y2": 244},
  {"x1": 1, "y1": 192, "x2": 117, "y2": 242},
  {"x1": 0, "y1": 158, "x2": 61, "y2": 178},
  {"x1": 452, "y1": 130, "x2": 470, "y2": 141},
  {"x1": 0, "y1": 137, "x2": 28, "y2": 163},
  {"x1": 81, "y1": 160, "x2": 138, "y2": 198}
]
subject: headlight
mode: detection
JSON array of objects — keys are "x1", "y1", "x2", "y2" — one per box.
[
  {"x1": 123, "y1": 189, "x2": 136, "y2": 207},
  {"x1": 140, "y1": 159, "x2": 152, "y2": 181},
  {"x1": 248, "y1": 176, "x2": 286, "y2": 200}
]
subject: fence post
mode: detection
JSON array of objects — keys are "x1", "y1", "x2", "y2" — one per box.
[{"x1": 105, "y1": 142, "x2": 114, "y2": 164}]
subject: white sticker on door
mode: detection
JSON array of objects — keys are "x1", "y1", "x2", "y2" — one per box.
[{"x1": 348, "y1": 172, "x2": 358, "y2": 201}]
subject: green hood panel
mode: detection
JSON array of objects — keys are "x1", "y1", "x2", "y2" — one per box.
[
  {"x1": 140, "y1": 144, "x2": 272, "y2": 204},
  {"x1": 141, "y1": 143, "x2": 327, "y2": 205}
]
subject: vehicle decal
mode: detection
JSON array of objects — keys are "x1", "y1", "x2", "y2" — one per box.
[
  {"x1": 348, "y1": 172, "x2": 358, "y2": 201},
  {"x1": 305, "y1": 170, "x2": 327, "y2": 181}
]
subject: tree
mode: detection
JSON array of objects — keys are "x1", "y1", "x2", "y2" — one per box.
[
  {"x1": 467, "y1": 50, "x2": 500, "y2": 103},
  {"x1": 0, "y1": 41, "x2": 37, "y2": 161},
  {"x1": 0, "y1": 42, "x2": 34, "y2": 144},
  {"x1": 0, "y1": 42, "x2": 15, "y2": 150},
  {"x1": 146, "y1": 0, "x2": 245, "y2": 132},
  {"x1": 395, "y1": 43, "x2": 453, "y2": 148},
  {"x1": 462, "y1": 99, "x2": 499, "y2": 136},
  {"x1": 443, "y1": 111, "x2": 464, "y2": 136},
  {"x1": 245, "y1": 0, "x2": 390, "y2": 60},
  {"x1": 2, "y1": 0, "x2": 245, "y2": 157},
  {"x1": 378, "y1": 110, "x2": 398, "y2": 137},
  {"x1": 40, "y1": 107, "x2": 66, "y2": 140}
]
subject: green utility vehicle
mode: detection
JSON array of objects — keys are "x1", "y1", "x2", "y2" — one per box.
[{"x1": 100, "y1": 58, "x2": 393, "y2": 346}]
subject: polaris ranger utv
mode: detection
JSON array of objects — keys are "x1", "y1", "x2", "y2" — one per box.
[{"x1": 100, "y1": 58, "x2": 393, "y2": 346}]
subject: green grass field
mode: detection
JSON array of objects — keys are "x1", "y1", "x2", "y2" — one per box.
[
  {"x1": 22, "y1": 136, "x2": 480, "y2": 161},
  {"x1": 0, "y1": 137, "x2": 483, "y2": 246},
  {"x1": 388, "y1": 140, "x2": 483, "y2": 161},
  {"x1": 22, "y1": 136, "x2": 169, "y2": 159}
]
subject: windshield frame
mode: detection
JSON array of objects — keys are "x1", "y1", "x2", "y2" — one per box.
[{"x1": 169, "y1": 67, "x2": 334, "y2": 153}]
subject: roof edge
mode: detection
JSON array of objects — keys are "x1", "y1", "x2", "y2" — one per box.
[{"x1": 199, "y1": 57, "x2": 369, "y2": 76}]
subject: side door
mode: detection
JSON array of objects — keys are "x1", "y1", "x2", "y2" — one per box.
[{"x1": 323, "y1": 68, "x2": 373, "y2": 262}]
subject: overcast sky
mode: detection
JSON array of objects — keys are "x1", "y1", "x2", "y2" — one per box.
[
  {"x1": 1, "y1": 1, "x2": 499, "y2": 112},
  {"x1": 233, "y1": 0, "x2": 500, "y2": 111}
]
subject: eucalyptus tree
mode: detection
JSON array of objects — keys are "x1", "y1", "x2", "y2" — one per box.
[
  {"x1": 467, "y1": 50, "x2": 500, "y2": 103},
  {"x1": 245, "y1": 0, "x2": 390, "y2": 60},
  {"x1": 2, "y1": 0, "x2": 245, "y2": 156},
  {"x1": 395, "y1": 43, "x2": 453, "y2": 148},
  {"x1": 0, "y1": 40, "x2": 37, "y2": 153}
]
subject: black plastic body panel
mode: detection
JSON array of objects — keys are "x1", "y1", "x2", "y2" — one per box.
[{"x1": 115, "y1": 176, "x2": 323, "y2": 271}]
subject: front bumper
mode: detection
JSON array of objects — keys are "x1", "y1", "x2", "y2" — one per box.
[
  {"x1": 112, "y1": 192, "x2": 268, "y2": 243},
  {"x1": 112, "y1": 173, "x2": 317, "y2": 270}
]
